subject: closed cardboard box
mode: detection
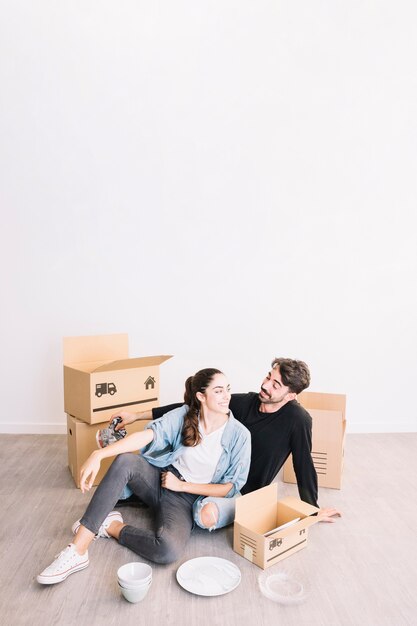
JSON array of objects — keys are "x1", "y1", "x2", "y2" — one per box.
[
  {"x1": 67, "y1": 413, "x2": 151, "y2": 488},
  {"x1": 233, "y1": 485, "x2": 319, "y2": 569},
  {"x1": 283, "y1": 391, "x2": 346, "y2": 490},
  {"x1": 63, "y1": 334, "x2": 172, "y2": 424}
]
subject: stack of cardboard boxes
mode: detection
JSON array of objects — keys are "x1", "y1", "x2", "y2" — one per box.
[
  {"x1": 63, "y1": 334, "x2": 172, "y2": 487},
  {"x1": 283, "y1": 391, "x2": 347, "y2": 489}
]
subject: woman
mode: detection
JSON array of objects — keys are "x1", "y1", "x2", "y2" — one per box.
[{"x1": 37, "y1": 368, "x2": 251, "y2": 584}]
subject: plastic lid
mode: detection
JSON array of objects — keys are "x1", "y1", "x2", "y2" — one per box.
[{"x1": 258, "y1": 569, "x2": 309, "y2": 605}]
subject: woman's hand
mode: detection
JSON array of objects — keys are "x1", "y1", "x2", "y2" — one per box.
[
  {"x1": 79, "y1": 451, "x2": 102, "y2": 493},
  {"x1": 161, "y1": 471, "x2": 184, "y2": 492},
  {"x1": 317, "y1": 507, "x2": 342, "y2": 523},
  {"x1": 110, "y1": 411, "x2": 138, "y2": 430}
]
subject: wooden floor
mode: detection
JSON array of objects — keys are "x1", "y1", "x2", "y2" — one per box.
[{"x1": 1, "y1": 433, "x2": 417, "y2": 626}]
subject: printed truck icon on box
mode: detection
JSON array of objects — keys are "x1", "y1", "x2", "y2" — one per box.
[{"x1": 95, "y1": 382, "x2": 117, "y2": 397}]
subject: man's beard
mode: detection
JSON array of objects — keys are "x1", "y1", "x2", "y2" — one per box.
[{"x1": 258, "y1": 387, "x2": 287, "y2": 405}]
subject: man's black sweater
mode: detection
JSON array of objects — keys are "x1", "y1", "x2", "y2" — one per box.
[{"x1": 152, "y1": 393, "x2": 318, "y2": 507}]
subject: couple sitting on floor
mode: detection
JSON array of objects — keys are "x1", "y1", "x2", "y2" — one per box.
[{"x1": 38, "y1": 360, "x2": 340, "y2": 585}]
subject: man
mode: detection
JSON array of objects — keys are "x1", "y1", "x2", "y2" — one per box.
[{"x1": 114, "y1": 358, "x2": 340, "y2": 528}]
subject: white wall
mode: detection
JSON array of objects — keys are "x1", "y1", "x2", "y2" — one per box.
[{"x1": 1, "y1": 1, "x2": 416, "y2": 434}]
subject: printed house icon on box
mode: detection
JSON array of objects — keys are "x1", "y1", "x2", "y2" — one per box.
[{"x1": 145, "y1": 376, "x2": 156, "y2": 390}]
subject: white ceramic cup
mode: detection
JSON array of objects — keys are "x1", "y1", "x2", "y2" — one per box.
[
  {"x1": 117, "y1": 562, "x2": 153, "y2": 587},
  {"x1": 118, "y1": 581, "x2": 152, "y2": 603},
  {"x1": 118, "y1": 579, "x2": 152, "y2": 590}
]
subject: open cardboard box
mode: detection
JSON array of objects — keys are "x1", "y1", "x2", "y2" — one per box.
[
  {"x1": 234, "y1": 484, "x2": 319, "y2": 569},
  {"x1": 283, "y1": 391, "x2": 346, "y2": 489},
  {"x1": 63, "y1": 334, "x2": 172, "y2": 424},
  {"x1": 67, "y1": 413, "x2": 151, "y2": 488}
]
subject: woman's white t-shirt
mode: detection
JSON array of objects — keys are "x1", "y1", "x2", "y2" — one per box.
[{"x1": 173, "y1": 422, "x2": 227, "y2": 484}]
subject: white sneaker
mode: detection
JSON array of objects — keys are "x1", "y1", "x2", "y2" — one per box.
[
  {"x1": 37, "y1": 544, "x2": 89, "y2": 585},
  {"x1": 71, "y1": 511, "x2": 123, "y2": 539}
]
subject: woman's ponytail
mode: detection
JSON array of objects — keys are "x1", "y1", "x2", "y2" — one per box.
[
  {"x1": 181, "y1": 368, "x2": 222, "y2": 447},
  {"x1": 183, "y1": 376, "x2": 193, "y2": 407}
]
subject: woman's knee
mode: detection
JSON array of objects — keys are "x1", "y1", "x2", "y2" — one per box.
[
  {"x1": 109, "y1": 453, "x2": 138, "y2": 477},
  {"x1": 198, "y1": 502, "x2": 219, "y2": 531},
  {"x1": 153, "y1": 535, "x2": 184, "y2": 565}
]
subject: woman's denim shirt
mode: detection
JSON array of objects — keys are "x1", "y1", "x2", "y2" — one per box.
[{"x1": 140, "y1": 405, "x2": 251, "y2": 499}]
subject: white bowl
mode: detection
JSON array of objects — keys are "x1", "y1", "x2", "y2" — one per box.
[
  {"x1": 117, "y1": 562, "x2": 153, "y2": 586},
  {"x1": 118, "y1": 582, "x2": 151, "y2": 603},
  {"x1": 117, "y1": 574, "x2": 152, "y2": 588},
  {"x1": 118, "y1": 579, "x2": 152, "y2": 591}
]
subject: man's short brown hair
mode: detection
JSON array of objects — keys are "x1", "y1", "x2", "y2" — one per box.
[{"x1": 271, "y1": 358, "x2": 310, "y2": 394}]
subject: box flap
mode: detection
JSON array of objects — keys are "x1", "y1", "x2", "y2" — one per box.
[
  {"x1": 63, "y1": 334, "x2": 129, "y2": 365},
  {"x1": 93, "y1": 355, "x2": 173, "y2": 373},
  {"x1": 65, "y1": 360, "x2": 110, "y2": 373},
  {"x1": 298, "y1": 391, "x2": 346, "y2": 419},
  {"x1": 277, "y1": 496, "x2": 320, "y2": 517},
  {"x1": 235, "y1": 484, "x2": 277, "y2": 522},
  {"x1": 267, "y1": 512, "x2": 319, "y2": 540},
  {"x1": 308, "y1": 408, "x2": 345, "y2": 429}
]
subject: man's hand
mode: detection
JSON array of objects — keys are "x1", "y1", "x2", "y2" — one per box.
[
  {"x1": 79, "y1": 451, "x2": 101, "y2": 493},
  {"x1": 317, "y1": 507, "x2": 342, "y2": 523},
  {"x1": 110, "y1": 411, "x2": 138, "y2": 430},
  {"x1": 161, "y1": 471, "x2": 184, "y2": 492}
]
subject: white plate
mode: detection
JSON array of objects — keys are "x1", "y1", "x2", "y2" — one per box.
[{"x1": 176, "y1": 557, "x2": 241, "y2": 596}]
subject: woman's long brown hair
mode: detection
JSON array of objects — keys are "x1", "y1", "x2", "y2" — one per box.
[{"x1": 182, "y1": 368, "x2": 223, "y2": 447}]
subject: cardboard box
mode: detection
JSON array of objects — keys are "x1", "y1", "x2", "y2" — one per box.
[
  {"x1": 67, "y1": 413, "x2": 151, "y2": 488},
  {"x1": 283, "y1": 391, "x2": 347, "y2": 489},
  {"x1": 233, "y1": 485, "x2": 319, "y2": 569},
  {"x1": 63, "y1": 334, "x2": 172, "y2": 424}
]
